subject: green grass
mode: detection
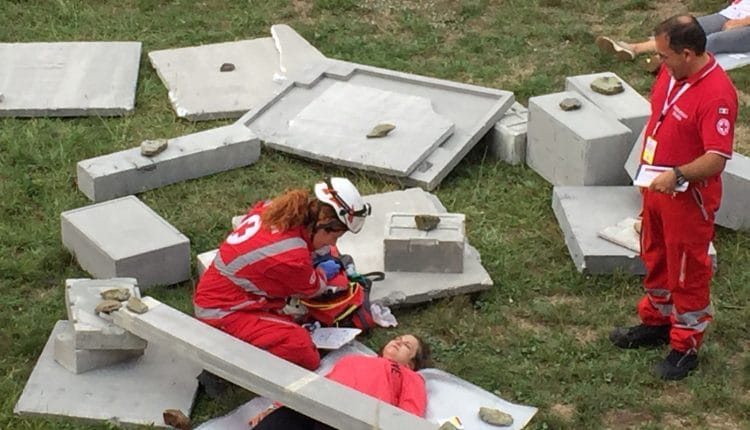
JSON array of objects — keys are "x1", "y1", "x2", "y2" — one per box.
[{"x1": 1, "y1": 1, "x2": 749, "y2": 429}]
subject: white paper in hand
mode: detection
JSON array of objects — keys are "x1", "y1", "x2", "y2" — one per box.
[
  {"x1": 311, "y1": 327, "x2": 361, "y2": 350},
  {"x1": 633, "y1": 164, "x2": 688, "y2": 192}
]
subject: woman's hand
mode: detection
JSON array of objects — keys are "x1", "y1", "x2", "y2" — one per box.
[
  {"x1": 249, "y1": 405, "x2": 275, "y2": 427},
  {"x1": 723, "y1": 18, "x2": 750, "y2": 30}
]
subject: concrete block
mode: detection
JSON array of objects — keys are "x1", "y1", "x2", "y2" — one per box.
[
  {"x1": 337, "y1": 188, "x2": 492, "y2": 306},
  {"x1": 54, "y1": 322, "x2": 144, "y2": 374},
  {"x1": 77, "y1": 124, "x2": 260, "y2": 202},
  {"x1": 64, "y1": 278, "x2": 147, "y2": 350},
  {"x1": 564, "y1": 72, "x2": 650, "y2": 135},
  {"x1": 624, "y1": 126, "x2": 646, "y2": 181},
  {"x1": 527, "y1": 91, "x2": 632, "y2": 185},
  {"x1": 384, "y1": 213, "x2": 465, "y2": 273},
  {"x1": 552, "y1": 186, "x2": 717, "y2": 274},
  {"x1": 717, "y1": 152, "x2": 750, "y2": 230},
  {"x1": 61, "y1": 196, "x2": 191, "y2": 288},
  {"x1": 14, "y1": 320, "x2": 201, "y2": 428},
  {"x1": 196, "y1": 249, "x2": 217, "y2": 277},
  {"x1": 285, "y1": 81, "x2": 455, "y2": 177},
  {"x1": 484, "y1": 102, "x2": 528, "y2": 164},
  {"x1": 0, "y1": 42, "x2": 140, "y2": 117}
]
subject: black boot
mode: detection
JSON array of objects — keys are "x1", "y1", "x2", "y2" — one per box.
[
  {"x1": 197, "y1": 370, "x2": 230, "y2": 399},
  {"x1": 654, "y1": 349, "x2": 698, "y2": 380},
  {"x1": 609, "y1": 324, "x2": 670, "y2": 349}
]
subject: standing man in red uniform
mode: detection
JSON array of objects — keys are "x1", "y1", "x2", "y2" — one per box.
[{"x1": 610, "y1": 15, "x2": 737, "y2": 380}]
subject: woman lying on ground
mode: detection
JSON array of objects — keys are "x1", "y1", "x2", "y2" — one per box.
[{"x1": 250, "y1": 334, "x2": 433, "y2": 429}]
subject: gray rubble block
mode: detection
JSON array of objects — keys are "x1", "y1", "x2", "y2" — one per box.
[
  {"x1": 337, "y1": 188, "x2": 492, "y2": 306},
  {"x1": 54, "y1": 321, "x2": 144, "y2": 374},
  {"x1": 552, "y1": 186, "x2": 717, "y2": 274},
  {"x1": 484, "y1": 102, "x2": 528, "y2": 165},
  {"x1": 61, "y1": 196, "x2": 191, "y2": 288},
  {"x1": 0, "y1": 42, "x2": 140, "y2": 117},
  {"x1": 284, "y1": 81, "x2": 454, "y2": 177},
  {"x1": 14, "y1": 320, "x2": 201, "y2": 428},
  {"x1": 196, "y1": 249, "x2": 217, "y2": 277},
  {"x1": 565, "y1": 72, "x2": 650, "y2": 136},
  {"x1": 384, "y1": 213, "x2": 465, "y2": 273},
  {"x1": 64, "y1": 278, "x2": 147, "y2": 350},
  {"x1": 77, "y1": 124, "x2": 260, "y2": 202},
  {"x1": 112, "y1": 297, "x2": 439, "y2": 430},
  {"x1": 527, "y1": 91, "x2": 632, "y2": 185}
]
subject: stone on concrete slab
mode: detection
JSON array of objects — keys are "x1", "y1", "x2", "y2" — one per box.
[
  {"x1": 65, "y1": 278, "x2": 147, "y2": 350},
  {"x1": 53, "y1": 321, "x2": 144, "y2": 374},
  {"x1": 94, "y1": 299, "x2": 122, "y2": 314},
  {"x1": 336, "y1": 188, "x2": 492, "y2": 306},
  {"x1": 589, "y1": 76, "x2": 624, "y2": 95},
  {"x1": 100, "y1": 287, "x2": 131, "y2": 301},
  {"x1": 284, "y1": 81, "x2": 454, "y2": 176},
  {"x1": 140, "y1": 138, "x2": 169, "y2": 157},
  {"x1": 565, "y1": 72, "x2": 650, "y2": 135},
  {"x1": 77, "y1": 124, "x2": 260, "y2": 202},
  {"x1": 14, "y1": 320, "x2": 201, "y2": 428},
  {"x1": 552, "y1": 186, "x2": 717, "y2": 274},
  {"x1": 61, "y1": 196, "x2": 191, "y2": 288},
  {"x1": 127, "y1": 296, "x2": 150, "y2": 314},
  {"x1": 483, "y1": 102, "x2": 528, "y2": 165},
  {"x1": 0, "y1": 42, "x2": 140, "y2": 117},
  {"x1": 559, "y1": 97, "x2": 581, "y2": 111},
  {"x1": 367, "y1": 122, "x2": 396, "y2": 138},
  {"x1": 384, "y1": 213, "x2": 465, "y2": 273},
  {"x1": 527, "y1": 91, "x2": 632, "y2": 185},
  {"x1": 220, "y1": 63, "x2": 235, "y2": 72}
]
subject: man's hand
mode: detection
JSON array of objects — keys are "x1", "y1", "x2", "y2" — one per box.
[{"x1": 648, "y1": 169, "x2": 678, "y2": 194}]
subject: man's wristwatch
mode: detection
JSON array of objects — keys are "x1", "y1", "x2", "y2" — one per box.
[{"x1": 673, "y1": 166, "x2": 687, "y2": 186}]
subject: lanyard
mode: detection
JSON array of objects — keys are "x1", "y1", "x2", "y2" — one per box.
[{"x1": 651, "y1": 78, "x2": 690, "y2": 136}]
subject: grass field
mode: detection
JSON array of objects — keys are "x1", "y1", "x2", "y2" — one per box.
[{"x1": 1, "y1": 1, "x2": 749, "y2": 429}]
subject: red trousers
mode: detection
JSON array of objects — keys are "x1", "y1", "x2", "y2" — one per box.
[
  {"x1": 639, "y1": 177, "x2": 721, "y2": 353},
  {"x1": 202, "y1": 311, "x2": 320, "y2": 370}
]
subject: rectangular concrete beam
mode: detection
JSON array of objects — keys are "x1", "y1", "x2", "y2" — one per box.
[
  {"x1": 527, "y1": 91, "x2": 633, "y2": 186},
  {"x1": 61, "y1": 196, "x2": 191, "y2": 288},
  {"x1": 112, "y1": 297, "x2": 439, "y2": 430},
  {"x1": 77, "y1": 124, "x2": 260, "y2": 202},
  {"x1": 564, "y1": 72, "x2": 650, "y2": 136}
]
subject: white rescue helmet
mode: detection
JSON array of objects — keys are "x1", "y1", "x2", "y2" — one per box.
[{"x1": 314, "y1": 177, "x2": 371, "y2": 233}]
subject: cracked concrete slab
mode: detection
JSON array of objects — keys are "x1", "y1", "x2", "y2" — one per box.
[
  {"x1": 0, "y1": 42, "x2": 140, "y2": 117},
  {"x1": 552, "y1": 186, "x2": 716, "y2": 274},
  {"x1": 77, "y1": 124, "x2": 260, "y2": 202},
  {"x1": 14, "y1": 320, "x2": 201, "y2": 428},
  {"x1": 283, "y1": 81, "x2": 454, "y2": 176}
]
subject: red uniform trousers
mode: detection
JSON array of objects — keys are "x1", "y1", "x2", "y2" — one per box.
[
  {"x1": 201, "y1": 311, "x2": 320, "y2": 370},
  {"x1": 639, "y1": 176, "x2": 721, "y2": 353}
]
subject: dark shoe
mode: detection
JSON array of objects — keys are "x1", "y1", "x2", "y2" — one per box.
[
  {"x1": 609, "y1": 324, "x2": 670, "y2": 349},
  {"x1": 654, "y1": 349, "x2": 698, "y2": 380},
  {"x1": 197, "y1": 370, "x2": 229, "y2": 399}
]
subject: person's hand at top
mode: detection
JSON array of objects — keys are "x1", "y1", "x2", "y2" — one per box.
[{"x1": 723, "y1": 18, "x2": 750, "y2": 30}]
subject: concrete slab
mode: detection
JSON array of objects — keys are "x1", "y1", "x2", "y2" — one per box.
[
  {"x1": 0, "y1": 42, "x2": 140, "y2": 117},
  {"x1": 552, "y1": 186, "x2": 717, "y2": 274},
  {"x1": 624, "y1": 126, "x2": 645, "y2": 181},
  {"x1": 564, "y1": 72, "x2": 650, "y2": 135},
  {"x1": 77, "y1": 124, "x2": 260, "y2": 202},
  {"x1": 196, "y1": 249, "x2": 216, "y2": 277},
  {"x1": 716, "y1": 51, "x2": 750, "y2": 71},
  {"x1": 337, "y1": 188, "x2": 492, "y2": 306},
  {"x1": 527, "y1": 91, "x2": 632, "y2": 185},
  {"x1": 64, "y1": 278, "x2": 147, "y2": 350},
  {"x1": 484, "y1": 102, "x2": 528, "y2": 165},
  {"x1": 54, "y1": 322, "x2": 144, "y2": 374},
  {"x1": 284, "y1": 81, "x2": 454, "y2": 176},
  {"x1": 111, "y1": 297, "x2": 439, "y2": 430},
  {"x1": 384, "y1": 213, "x2": 465, "y2": 273},
  {"x1": 271, "y1": 24, "x2": 327, "y2": 79},
  {"x1": 61, "y1": 196, "x2": 191, "y2": 288},
  {"x1": 14, "y1": 320, "x2": 200, "y2": 428}
]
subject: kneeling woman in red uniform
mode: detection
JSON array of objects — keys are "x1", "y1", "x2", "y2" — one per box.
[
  {"x1": 193, "y1": 177, "x2": 371, "y2": 370},
  {"x1": 251, "y1": 334, "x2": 432, "y2": 429}
]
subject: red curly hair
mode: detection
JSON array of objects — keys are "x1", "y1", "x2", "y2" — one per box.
[{"x1": 261, "y1": 189, "x2": 346, "y2": 232}]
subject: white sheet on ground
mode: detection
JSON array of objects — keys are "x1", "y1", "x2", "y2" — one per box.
[
  {"x1": 195, "y1": 342, "x2": 537, "y2": 429},
  {"x1": 716, "y1": 52, "x2": 750, "y2": 71}
]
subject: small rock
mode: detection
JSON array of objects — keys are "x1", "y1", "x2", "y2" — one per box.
[
  {"x1": 141, "y1": 139, "x2": 169, "y2": 157},
  {"x1": 163, "y1": 408, "x2": 191, "y2": 430},
  {"x1": 366, "y1": 123, "x2": 395, "y2": 138},
  {"x1": 100, "y1": 288, "x2": 130, "y2": 301},
  {"x1": 590, "y1": 76, "x2": 624, "y2": 95},
  {"x1": 478, "y1": 407, "x2": 513, "y2": 427},
  {"x1": 127, "y1": 296, "x2": 149, "y2": 314},
  {"x1": 559, "y1": 97, "x2": 582, "y2": 111},
  {"x1": 95, "y1": 300, "x2": 122, "y2": 315},
  {"x1": 220, "y1": 62, "x2": 235, "y2": 72},
  {"x1": 414, "y1": 214, "x2": 441, "y2": 231}
]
